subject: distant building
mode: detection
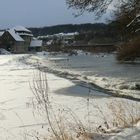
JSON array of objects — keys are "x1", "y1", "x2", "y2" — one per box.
[
  {"x1": 38, "y1": 32, "x2": 79, "y2": 46},
  {"x1": 29, "y1": 37, "x2": 42, "y2": 52},
  {"x1": 0, "y1": 26, "x2": 42, "y2": 53},
  {"x1": 1, "y1": 26, "x2": 33, "y2": 53}
]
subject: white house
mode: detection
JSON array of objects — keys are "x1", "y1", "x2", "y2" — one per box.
[{"x1": 0, "y1": 26, "x2": 42, "y2": 53}]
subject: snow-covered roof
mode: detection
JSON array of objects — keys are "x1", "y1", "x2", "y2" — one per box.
[
  {"x1": 8, "y1": 29, "x2": 24, "y2": 42},
  {"x1": 56, "y1": 32, "x2": 79, "y2": 36},
  {"x1": 0, "y1": 31, "x2": 4, "y2": 37},
  {"x1": 46, "y1": 40, "x2": 53, "y2": 45},
  {"x1": 12, "y1": 26, "x2": 31, "y2": 33},
  {"x1": 30, "y1": 39, "x2": 42, "y2": 47},
  {"x1": 65, "y1": 32, "x2": 79, "y2": 36},
  {"x1": 39, "y1": 32, "x2": 79, "y2": 38},
  {"x1": 18, "y1": 32, "x2": 33, "y2": 37}
]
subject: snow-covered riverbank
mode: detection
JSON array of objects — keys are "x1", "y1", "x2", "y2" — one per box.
[
  {"x1": 25, "y1": 52, "x2": 140, "y2": 100},
  {"x1": 0, "y1": 54, "x2": 140, "y2": 140}
]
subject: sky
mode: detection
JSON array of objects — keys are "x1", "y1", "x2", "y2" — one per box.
[{"x1": 0, "y1": 0, "x2": 112, "y2": 29}]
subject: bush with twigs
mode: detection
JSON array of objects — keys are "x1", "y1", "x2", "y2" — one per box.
[
  {"x1": 30, "y1": 71, "x2": 92, "y2": 140},
  {"x1": 29, "y1": 71, "x2": 140, "y2": 139},
  {"x1": 117, "y1": 38, "x2": 140, "y2": 61}
]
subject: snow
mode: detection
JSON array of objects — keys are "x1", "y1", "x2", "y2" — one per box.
[
  {"x1": 12, "y1": 25, "x2": 31, "y2": 33},
  {"x1": 0, "y1": 48, "x2": 11, "y2": 55},
  {"x1": 37, "y1": 51, "x2": 49, "y2": 55},
  {"x1": 0, "y1": 54, "x2": 140, "y2": 140},
  {"x1": 110, "y1": 125, "x2": 140, "y2": 140},
  {"x1": 8, "y1": 29, "x2": 24, "y2": 42},
  {"x1": 30, "y1": 39, "x2": 42, "y2": 47},
  {"x1": 53, "y1": 32, "x2": 79, "y2": 37},
  {"x1": 0, "y1": 31, "x2": 4, "y2": 37},
  {"x1": 46, "y1": 40, "x2": 53, "y2": 45},
  {"x1": 37, "y1": 32, "x2": 79, "y2": 39},
  {"x1": 57, "y1": 32, "x2": 79, "y2": 36},
  {"x1": 18, "y1": 32, "x2": 33, "y2": 37}
]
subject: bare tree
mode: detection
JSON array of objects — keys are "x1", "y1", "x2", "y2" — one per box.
[
  {"x1": 66, "y1": 0, "x2": 122, "y2": 16},
  {"x1": 115, "y1": 0, "x2": 140, "y2": 61},
  {"x1": 66, "y1": 0, "x2": 140, "y2": 37},
  {"x1": 114, "y1": 0, "x2": 140, "y2": 39}
]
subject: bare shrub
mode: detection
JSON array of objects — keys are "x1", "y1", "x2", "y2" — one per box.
[
  {"x1": 108, "y1": 100, "x2": 140, "y2": 128},
  {"x1": 95, "y1": 99, "x2": 140, "y2": 134},
  {"x1": 117, "y1": 38, "x2": 140, "y2": 61},
  {"x1": 30, "y1": 71, "x2": 91, "y2": 140},
  {"x1": 30, "y1": 70, "x2": 140, "y2": 139}
]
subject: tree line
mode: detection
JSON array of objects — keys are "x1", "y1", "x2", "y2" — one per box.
[{"x1": 29, "y1": 23, "x2": 118, "y2": 39}]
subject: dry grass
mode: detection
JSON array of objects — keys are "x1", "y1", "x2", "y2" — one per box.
[
  {"x1": 108, "y1": 100, "x2": 140, "y2": 128},
  {"x1": 29, "y1": 71, "x2": 140, "y2": 139},
  {"x1": 30, "y1": 71, "x2": 91, "y2": 140},
  {"x1": 93, "y1": 99, "x2": 140, "y2": 134}
]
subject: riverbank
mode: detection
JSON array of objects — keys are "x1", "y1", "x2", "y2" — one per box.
[
  {"x1": 25, "y1": 51, "x2": 140, "y2": 100},
  {"x1": 0, "y1": 54, "x2": 140, "y2": 140}
]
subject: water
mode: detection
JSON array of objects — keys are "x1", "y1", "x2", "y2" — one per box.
[
  {"x1": 37, "y1": 52, "x2": 140, "y2": 98},
  {"x1": 46, "y1": 53, "x2": 140, "y2": 81}
]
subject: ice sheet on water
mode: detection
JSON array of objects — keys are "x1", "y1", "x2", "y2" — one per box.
[{"x1": 27, "y1": 52, "x2": 140, "y2": 99}]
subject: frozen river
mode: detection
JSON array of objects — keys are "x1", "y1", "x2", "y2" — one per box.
[
  {"x1": 42, "y1": 53, "x2": 140, "y2": 79},
  {"x1": 0, "y1": 54, "x2": 139, "y2": 140},
  {"x1": 35, "y1": 52, "x2": 140, "y2": 98}
]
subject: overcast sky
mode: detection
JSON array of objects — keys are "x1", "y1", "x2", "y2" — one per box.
[{"x1": 0, "y1": 0, "x2": 112, "y2": 29}]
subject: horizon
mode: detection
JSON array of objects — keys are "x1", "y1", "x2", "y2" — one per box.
[
  {"x1": 28, "y1": 22, "x2": 108, "y2": 29},
  {"x1": 0, "y1": 22, "x2": 109, "y2": 30}
]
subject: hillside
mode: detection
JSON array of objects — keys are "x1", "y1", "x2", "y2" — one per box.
[{"x1": 29, "y1": 23, "x2": 117, "y2": 38}]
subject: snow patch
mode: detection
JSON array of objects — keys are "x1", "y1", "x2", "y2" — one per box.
[{"x1": 0, "y1": 48, "x2": 11, "y2": 55}]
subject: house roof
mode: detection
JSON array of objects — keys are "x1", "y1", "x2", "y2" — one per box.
[
  {"x1": 0, "y1": 31, "x2": 4, "y2": 37},
  {"x1": 12, "y1": 26, "x2": 31, "y2": 33},
  {"x1": 18, "y1": 32, "x2": 33, "y2": 37},
  {"x1": 8, "y1": 29, "x2": 24, "y2": 42}
]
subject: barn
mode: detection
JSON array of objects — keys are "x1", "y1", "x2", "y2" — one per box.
[{"x1": 0, "y1": 26, "x2": 33, "y2": 53}]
